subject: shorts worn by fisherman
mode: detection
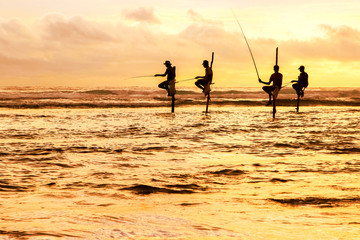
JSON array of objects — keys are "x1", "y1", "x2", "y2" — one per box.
[
  {"x1": 292, "y1": 83, "x2": 307, "y2": 97},
  {"x1": 158, "y1": 81, "x2": 168, "y2": 89},
  {"x1": 262, "y1": 86, "x2": 280, "y2": 106},
  {"x1": 195, "y1": 79, "x2": 208, "y2": 91}
]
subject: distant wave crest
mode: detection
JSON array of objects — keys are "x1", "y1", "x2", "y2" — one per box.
[{"x1": 0, "y1": 87, "x2": 359, "y2": 108}]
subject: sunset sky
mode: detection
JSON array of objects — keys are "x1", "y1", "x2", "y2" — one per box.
[{"x1": 0, "y1": 0, "x2": 359, "y2": 88}]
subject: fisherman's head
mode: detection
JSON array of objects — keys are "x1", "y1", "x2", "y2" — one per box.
[
  {"x1": 298, "y1": 65, "x2": 305, "y2": 72},
  {"x1": 273, "y1": 65, "x2": 279, "y2": 72},
  {"x1": 202, "y1": 60, "x2": 209, "y2": 68},
  {"x1": 164, "y1": 60, "x2": 171, "y2": 67}
]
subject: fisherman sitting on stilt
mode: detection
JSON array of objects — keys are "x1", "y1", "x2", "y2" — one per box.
[
  {"x1": 195, "y1": 60, "x2": 213, "y2": 96},
  {"x1": 259, "y1": 65, "x2": 283, "y2": 106},
  {"x1": 291, "y1": 65, "x2": 308, "y2": 97},
  {"x1": 155, "y1": 60, "x2": 176, "y2": 96}
]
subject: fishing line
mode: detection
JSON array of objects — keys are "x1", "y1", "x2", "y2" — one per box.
[{"x1": 232, "y1": 11, "x2": 260, "y2": 80}]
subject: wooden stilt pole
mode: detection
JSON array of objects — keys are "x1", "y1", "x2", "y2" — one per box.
[
  {"x1": 273, "y1": 47, "x2": 278, "y2": 118},
  {"x1": 273, "y1": 97, "x2": 276, "y2": 118},
  {"x1": 206, "y1": 93, "x2": 210, "y2": 113},
  {"x1": 171, "y1": 95, "x2": 175, "y2": 113},
  {"x1": 296, "y1": 94, "x2": 300, "y2": 113},
  {"x1": 205, "y1": 52, "x2": 214, "y2": 114}
]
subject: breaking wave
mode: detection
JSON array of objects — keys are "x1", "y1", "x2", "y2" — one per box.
[
  {"x1": 121, "y1": 184, "x2": 207, "y2": 195},
  {"x1": 0, "y1": 87, "x2": 359, "y2": 108},
  {"x1": 269, "y1": 197, "x2": 360, "y2": 207}
]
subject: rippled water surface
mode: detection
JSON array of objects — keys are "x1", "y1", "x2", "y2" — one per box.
[{"x1": 1, "y1": 106, "x2": 360, "y2": 239}]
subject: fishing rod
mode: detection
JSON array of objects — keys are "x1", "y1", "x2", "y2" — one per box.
[
  {"x1": 121, "y1": 75, "x2": 154, "y2": 81},
  {"x1": 282, "y1": 81, "x2": 295, "y2": 88},
  {"x1": 232, "y1": 11, "x2": 260, "y2": 80},
  {"x1": 176, "y1": 77, "x2": 196, "y2": 83}
]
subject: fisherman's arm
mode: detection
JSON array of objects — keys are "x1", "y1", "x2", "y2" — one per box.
[
  {"x1": 258, "y1": 78, "x2": 271, "y2": 85},
  {"x1": 154, "y1": 71, "x2": 167, "y2": 77},
  {"x1": 291, "y1": 76, "x2": 300, "y2": 83}
]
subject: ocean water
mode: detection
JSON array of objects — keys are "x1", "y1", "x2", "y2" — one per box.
[{"x1": 0, "y1": 87, "x2": 360, "y2": 239}]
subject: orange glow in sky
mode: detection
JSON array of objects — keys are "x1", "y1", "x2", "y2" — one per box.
[{"x1": 0, "y1": 0, "x2": 359, "y2": 87}]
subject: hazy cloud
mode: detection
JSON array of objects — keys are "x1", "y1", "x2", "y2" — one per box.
[
  {"x1": 0, "y1": 19, "x2": 31, "y2": 38},
  {"x1": 0, "y1": 53, "x2": 43, "y2": 68},
  {"x1": 0, "y1": 15, "x2": 359, "y2": 87},
  {"x1": 281, "y1": 25, "x2": 360, "y2": 62},
  {"x1": 320, "y1": 24, "x2": 360, "y2": 39},
  {"x1": 0, "y1": 19, "x2": 34, "y2": 46},
  {"x1": 41, "y1": 13, "x2": 116, "y2": 43},
  {"x1": 187, "y1": 9, "x2": 202, "y2": 21},
  {"x1": 123, "y1": 7, "x2": 160, "y2": 24},
  {"x1": 187, "y1": 9, "x2": 223, "y2": 26}
]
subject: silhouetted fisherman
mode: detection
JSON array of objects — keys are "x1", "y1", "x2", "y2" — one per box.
[
  {"x1": 155, "y1": 60, "x2": 176, "y2": 96},
  {"x1": 292, "y1": 65, "x2": 308, "y2": 97},
  {"x1": 259, "y1": 65, "x2": 283, "y2": 106},
  {"x1": 195, "y1": 60, "x2": 213, "y2": 96}
]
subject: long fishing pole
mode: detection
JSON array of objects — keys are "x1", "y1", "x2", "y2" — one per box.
[
  {"x1": 232, "y1": 11, "x2": 260, "y2": 80},
  {"x1": 282, "y1": 81, "x2": 294, "y2": 87},
  {"x1": 176, "y1": 77, "x2": 196, "y2": 83},
  {"x1": 121, "y1": 75, "x2": 154, "y2": 81}
]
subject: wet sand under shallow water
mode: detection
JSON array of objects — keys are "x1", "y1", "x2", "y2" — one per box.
[{"x1": 0, "y1": 106, "x2": 360, "y2": 239}]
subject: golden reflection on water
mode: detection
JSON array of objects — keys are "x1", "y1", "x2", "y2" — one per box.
[{"x1": 0, "y1": 107, "x2": 359, "y2": 239}]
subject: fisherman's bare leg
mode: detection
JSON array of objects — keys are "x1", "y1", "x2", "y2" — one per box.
[
  {"x1": 292, "y1": 84, "x2": 302, "y2": 96},
  {"x1": 263, "y1": 86, "x2": 274, "y2": 106},
  {"x1": 159, "y1": 81, "x2": 170, "y2": 96},
  {"x1": 195, "y1": 80, "x2": 207, "y2": 92}
]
